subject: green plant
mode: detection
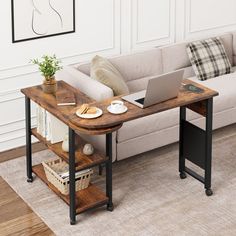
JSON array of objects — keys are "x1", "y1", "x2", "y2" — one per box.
[{"x1": 31, "y1": 55, "x2": 62, "y2": 81}]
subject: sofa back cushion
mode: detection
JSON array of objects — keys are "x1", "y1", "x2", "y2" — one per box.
[
  {"x1": 77, "y1": 33, "x2": 233, "y2": 86},
  {"x1": 108, "y1": 49, "x2": 163, "y2": 82},
  {"x1": 126, "y1": 75, "x2": 156, "y2": 93},
  {"x1": 77, "y1": 49, "x2": 163, "y2": 82},
  {"x1": 161, "y1": 33, "x2": 233, "y2": 75},
  {"x1": 221, "y1": 33, "x2": 234, "y2": 65},
  {"x1": 77, "y1": 63, "x2": 90, "y2": 75}
]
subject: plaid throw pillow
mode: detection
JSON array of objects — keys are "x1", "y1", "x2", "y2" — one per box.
[{"x1": 187, "y1": 37, "x2": 232, "y2": 81}]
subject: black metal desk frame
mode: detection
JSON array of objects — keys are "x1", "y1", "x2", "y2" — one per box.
[
  {"x1": 24, "y1": 97, "x2": 113, "y2": 225},
  {"x1": 24, "y1": 95, "x2": 214, "y2": 224},
  {"x1": 179, "y1": 98, "x2": 213, "y2": 196}
]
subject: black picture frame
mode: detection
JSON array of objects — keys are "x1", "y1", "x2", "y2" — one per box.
[{"x1": 11, "y1": 0, "x2": 75, "y2": 43}]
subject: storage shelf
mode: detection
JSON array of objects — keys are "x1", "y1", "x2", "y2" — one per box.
[
  {"x1": 33, "y1": 164, "x2": 108, "y2": 214},
  {"x1": 22, "y1": 81, "x2": 112, "y2": 222},
  {"x1": 31, "y1": 128, "x2": 107, "y2": 172}
]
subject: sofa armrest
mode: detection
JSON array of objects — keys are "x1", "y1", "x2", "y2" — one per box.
[{"x1": 56, "y1": 66, "x2": 114, "y2": 101}]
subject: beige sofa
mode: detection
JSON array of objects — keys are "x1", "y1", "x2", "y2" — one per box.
[{"x1": 58, "y1": 32, "x2": 236, "y2": 162}]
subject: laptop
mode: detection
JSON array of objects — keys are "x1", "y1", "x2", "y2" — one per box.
[{"x1": 122, "y1": 69, "x2": 184, "y2": 108}]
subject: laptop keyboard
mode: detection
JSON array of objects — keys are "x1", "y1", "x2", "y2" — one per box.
[{"x1": 135, "y1": 97, "x2": 145, "y2": 105}]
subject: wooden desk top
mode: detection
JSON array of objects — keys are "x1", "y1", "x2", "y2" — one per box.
[
  {"x1": 21, "y1": 81, "x2": 122, "y2": 135},
  {"x1": 69, "y1": 79, "x2": 218, "y2": 130},
  {"x1": 21, "y1": 79, "x2": 218, "y2": 134}
]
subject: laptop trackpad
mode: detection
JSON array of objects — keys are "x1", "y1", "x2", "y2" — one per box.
[{"x1": 135, "y1": 97, "x2": 145, "y2": 105}]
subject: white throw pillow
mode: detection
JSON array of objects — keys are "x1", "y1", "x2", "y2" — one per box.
[{"x1": 90, "y1": 55, "x2": 129, "y2": 96}]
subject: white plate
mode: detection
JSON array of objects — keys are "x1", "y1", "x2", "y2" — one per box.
[
  {"x1": 107, "y1": 105, "x2": 128, "y2": 114},
  {"x1": 76, "y1": 107, "x2": 103, "y2": 119}
]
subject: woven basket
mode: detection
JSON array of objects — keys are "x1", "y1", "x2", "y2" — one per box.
[{"x1": 42, "y1": 158, "x2": 93, "y2": 195}]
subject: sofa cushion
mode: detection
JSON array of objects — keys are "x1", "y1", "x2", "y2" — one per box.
[
  {"x1": 126, "y1": 74, "x2": 162, "y2": 93},
  {"x1": 77, "y1": 49, "x2": 163, "y2": 82},
  {"x1": 221, "y1": 33, "x2": 234, "y2": 66},
  {"x1": 77, "y1": 63, "x2": 90, "y2": 75},
  {"x1": 90, "y1": 55, "x2": 129, "y2": 96},
  {"x1": 187, "y1": 37, "x2": 232, "y2": 81},
  {"x1": 126, "y1": 76, "x2": 149, "y2": 93},
  {"x1": 189, "y1": 69, "x2": 236, "y2": 113},
  {"x1": 232, "y1": 31, "x2": 236, "y2": 66},
  {"x1": 118, "y1": 68, "x2": 236, "y2": 143},
  {"x1": 108, "y1": 49, "x2": 163, "y2": 82},
  {"x1": 183, "y1": 66, "x2": 195, "y2": 79},
  {"x1": 117, "y1": 108, "x2": 179, "y2": 142},
  {"x1": 161, "y1": 33, "x2": 233, "y2": 73}
]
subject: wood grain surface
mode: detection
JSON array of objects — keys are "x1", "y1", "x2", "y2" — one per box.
[
  {"x1": 31, "y1": 128, "x2": 107, "y2": 171},
  {"x1": 0, "y1": 177, "x2": 54, "y2": 236},
  {"x1": 33, "y1": 164, "x2": 108, "y2": 214},
  {"x1": 21, "y1": 79, "x2": 218, "y2": 133},
  {"x1": 70, "y1": 79, "x2": 219, "y2": 129},
  {"x1": 21, "y1": 80, "x2": 122, "y2": 135}
]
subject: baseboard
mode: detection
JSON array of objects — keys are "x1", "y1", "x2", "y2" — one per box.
[{"x1": 0, "y1": 142, "x2": 46, "y2": 164}]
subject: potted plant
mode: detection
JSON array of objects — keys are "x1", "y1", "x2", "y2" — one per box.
[{"x1": 31, "y1": 55, "x2": 62, "y2": 94}]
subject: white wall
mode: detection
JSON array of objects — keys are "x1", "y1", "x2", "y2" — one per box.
[{"x1": 1, "y1": 0, "x2": 236, "y2": 152}]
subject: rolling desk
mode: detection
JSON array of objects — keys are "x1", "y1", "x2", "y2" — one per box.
[{"x1": 22, "y1": 79, "x2": 218, "y2": 224}]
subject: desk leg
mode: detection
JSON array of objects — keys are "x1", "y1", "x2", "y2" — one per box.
[
  {"x1": 179, "y1": 98, "x2": 214, "y2": 196},
  {"x1": 98, "y1": 164, "x2": 104, "y2": 175},
  {"x1": 205, "y1": 98, "x2": 213, "y2": 196},
  {"x1": 69, "y1": 128, "x2": 76, "y2": 225},
  {"x1": 25, "y1": 96, "x2": 33, "y2": 183},
  {"x1": 106, "y1": 133, "x2": 113, "y2": 211},
  {"x1": 179, "y1": 106, "x2": 187, "y2": 179}
]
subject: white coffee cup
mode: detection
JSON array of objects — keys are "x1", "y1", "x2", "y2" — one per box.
[{"x1": 110, "y1": 100, "x2": 124, "y2": 112}]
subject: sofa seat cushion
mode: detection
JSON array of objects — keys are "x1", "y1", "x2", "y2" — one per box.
[
  {"x1": 189, "y1": 70, "x2": 236, "y2": 113},
  {"x1": 117, "y1": 108, "x2": 179, "y2": 142}
]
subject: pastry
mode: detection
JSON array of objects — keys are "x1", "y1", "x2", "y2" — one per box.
[
  {"x1": 77, "y1": 104, "x2": 97, "y2": 115},
  {"x1": 86, "y1": 107, "x2": 97, "y2": 114},
  {"x1": 78, "y1": 104, "x2": 89, "y2": 114}
]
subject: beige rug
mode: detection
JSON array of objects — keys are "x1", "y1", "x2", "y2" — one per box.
[{"x1": 1, "y1": 125, "x2": 236, "y2": 236}]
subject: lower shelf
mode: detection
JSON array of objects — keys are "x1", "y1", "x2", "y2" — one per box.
[{"x1": 33, "y1": 164, "x2": 108, "y2": 214}]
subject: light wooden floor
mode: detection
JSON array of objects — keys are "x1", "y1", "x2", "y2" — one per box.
[
  {"x1": 0, "y1": 142, "x2": 46, "y2": 164},
  {"x1": 0, "y1": 177, "x2": 54, "y2": 236}
]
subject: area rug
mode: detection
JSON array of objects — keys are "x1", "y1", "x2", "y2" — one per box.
[{"x1": 0, "y1": 125, "x2": 236, "y2": 236}]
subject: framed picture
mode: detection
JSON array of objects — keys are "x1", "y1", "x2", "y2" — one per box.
[{"x1": 11, "y1": 0, "x2": 75, "y2": 43}]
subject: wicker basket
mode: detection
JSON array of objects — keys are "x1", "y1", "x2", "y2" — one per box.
[{"x1": 42, "y1": 158, "x2": 93, "y2": 195}]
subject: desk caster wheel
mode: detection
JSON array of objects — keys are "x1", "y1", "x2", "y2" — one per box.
[
  {"x1": 180, "y1": 172, "x2": 187, "y2": 179},
  {"x1": 205, "y1": 189, "x2": 213, "y2": 196},
  {"x1": 70, "y1": 220, "x2": 76, "y2": 225},
  {"x1": 107, "y1": 203, "x2": 114, "y2": 212},
  {"x1": 27, "y1": 177, "x2": 33, "y2": 183}
]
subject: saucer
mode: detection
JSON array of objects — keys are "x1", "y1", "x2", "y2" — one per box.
[
  {"x1": 107, "y1": 105, "x2": 128, "y2": 114},
  {"x1": 76, "y1": 107, "x2": 103, "y2": 119}
]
